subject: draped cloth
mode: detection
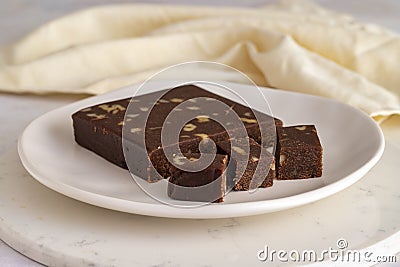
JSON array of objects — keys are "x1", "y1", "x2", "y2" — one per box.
[{"x1": 0, "y1": 0, "x2": 399, "y2": 122}]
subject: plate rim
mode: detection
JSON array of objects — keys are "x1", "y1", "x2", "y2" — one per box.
[{"x1": 17, "y1": 81, "x2": 385, "y2": 219}]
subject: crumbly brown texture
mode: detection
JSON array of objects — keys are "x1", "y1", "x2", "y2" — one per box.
[
  {"x1": 168, "y1": 154, "x2": 233, "y2": 203},
  {"x1": 276, "y1": 125, "x2": 323, "y2": 180},
  {"x1": 217, "y1": 138, "x2": 274, "y2": 191}
]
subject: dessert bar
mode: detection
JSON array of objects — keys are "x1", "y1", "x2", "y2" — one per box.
[
  {"x1": 168, "y1": 154, "x2": 234, "y2": 202},
  {"x1": 217, "y1": 138, "x2": 274, "y2": 191},
  {"x1": 276, "y1": 125, "x2": 323, "y2": 180},
  {"x1": 72, "y1": 85, "x2": 282, "y2": 181}
]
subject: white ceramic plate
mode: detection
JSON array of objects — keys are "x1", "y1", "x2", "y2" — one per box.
[{"x1": 18, "y1": 81, "x2": 384, "y2": 218}]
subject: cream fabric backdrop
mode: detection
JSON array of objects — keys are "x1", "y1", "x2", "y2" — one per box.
[{"x1": 0, "y1": 0, "x2": 399, "y2": 121}]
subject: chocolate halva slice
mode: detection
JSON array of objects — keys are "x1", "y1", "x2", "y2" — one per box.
[
  {"x1": 168, "y1": 154, "x2": 235, "y2": 203},
  {"x1": 217, "y1": 138, "x2": 274, "y2": 191},
  {"x1": 72, "y1": 84, "x2": 282, "y2": 182},
  {"x1": 276, "y1": 125, "x2": 323, "y2": 180}
]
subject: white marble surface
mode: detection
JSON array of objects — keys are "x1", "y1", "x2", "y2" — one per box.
[
  {"x1": 2, "y1": 135, "x2": 400, "y2": 267},
  {"x1": 0, "y1": 0, "x2": 400, "y2": 266}
]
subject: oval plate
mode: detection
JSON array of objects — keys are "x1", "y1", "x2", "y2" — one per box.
[{"x1": 18, "y1": 81, "x2": 384, "y2": 218}]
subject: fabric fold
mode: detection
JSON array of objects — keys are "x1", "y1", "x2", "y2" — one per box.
[{"x1": 0, "y1": 0, "x2": 399, "y2": 121}]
